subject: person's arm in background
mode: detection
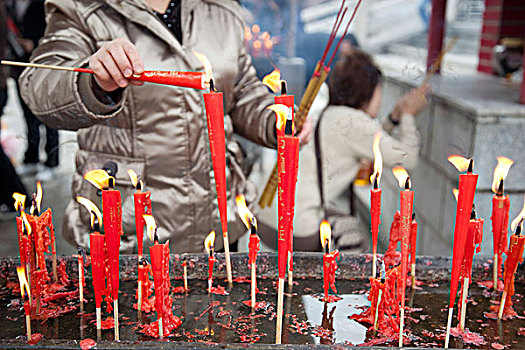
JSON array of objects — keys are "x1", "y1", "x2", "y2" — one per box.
[{"x1": 19, "y1": 1, "x2": 143, "y2": 131}]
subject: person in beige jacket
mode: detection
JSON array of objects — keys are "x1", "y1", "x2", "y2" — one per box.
[
  {"x1": 19, "y1": 0, "x2": 297, "y2": 253},
  {"x1": 259, "y1": 49, "x2": 429, "y2": 251}
]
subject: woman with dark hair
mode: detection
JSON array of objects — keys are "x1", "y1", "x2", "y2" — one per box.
[{"x1": 258, "y1": 49, "x2": 428, "y2": 252}]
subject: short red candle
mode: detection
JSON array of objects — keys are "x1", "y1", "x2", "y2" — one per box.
[
  {"x1": 248, "y1": 233, "x2": 260, "y2": 266},
  {"x1": 133, "y1": 191, "x2": 152, "y2": 258},
  {"x1": 462, "y1": 218, "x2": 484, "y2": 280},
  {"x1": 399, "y1": 188, "x2": 414, "y2": 307},
  {"x1": 322, "y1": 250, "x2": 339, "y2": 301},
  {"x1": 89, "y1": 233, "x2": 106, "y2": 309},
  {"x1": 208, "y1": 254, "x2": 217, "y2": 283},
  {"x1": 102, "y1": 189, "x2": 122, "y2": 301},
  {"x1": 150, "y1": 242, "x2": 169, "y2": 325}
]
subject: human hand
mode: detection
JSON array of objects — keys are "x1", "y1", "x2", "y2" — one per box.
[
  {"x1": 390, "y1": 84, "x2": 430, "y2": 122},
  {"x1": 297, "y1": 114, "x2": 314, "y2": 146},
  {"x1": 17, "y1": 38, "x2": 34, "y2": 53},
  {"x1": 89, "y1": 38, "x2": 145, "y2": 92}
]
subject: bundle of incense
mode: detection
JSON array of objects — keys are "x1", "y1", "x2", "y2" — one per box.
[
  {"x1": 0, "y1": 60, "x2": 208, "y2": 90},
  {"x1": 445, "y1": 157, "x2": 478, "y2": 348},
  {"x1": 259, "y1": 0, "x2": 363, "y2": 208}
]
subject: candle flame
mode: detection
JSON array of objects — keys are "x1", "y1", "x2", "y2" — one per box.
[
  {"x1": 392, "y1": 166, "x2": 411, "y2": 189},
  {"x1": 13, "y1": 193, "x2": 26, "y2": 212},
  {"x1": 262, "y1": 69, "x2": 281, "y2": 93},
  {"x1": 452, "y1": 189, "x2": 459, "y2": 202},
  {"x1": 20, "y1": 212, "x2": 31, "y2": 235},
  {"x1": 252, "y1": 24, "x2": 260, "y2": 34},
  {"x1": 76, "y1": 196, "x2": 102, "y2": 230},
  {"x1": 267, "y1": 104, "x2": 291, "y2": 132},
  {"x1": 235, "y1": 194, "x2": 256, "y2": 230},
  {"x1": 491, "y1": 156, "x2": 514, "y2": 193},
  {"x1": 30, "y1": 182, "x2": 43, "y2": 215},
  {"x1": 370, "y1": 132, "x2": 383, "y2": 185},
  {"x1": 192, "y1": 50, "x2": 213, "y2": 85},
  {"x1": 16, "y1": 266, "x2": 31, "y2": 300},
  {"x1": 319, "y1": 220, "x2": 331, "y2": 249},
  {"x1": 448, "y1": 155, "x2": 470, "y2": 172},
  {"x1": 143, "y1": 214, "x2": 157, "y2": 242},
  {"x1": 84, "y1": 169, "x2": 112, "y2": 190},
  {"x1": 127, "y1": 169, "x2": 143, "y2": 191},
  {"x1": 511, "y1": 195, "x2": 525, "y2": 232},
  {"x1": 204, "y1": 231, "x2": 216, "y2": 254}
]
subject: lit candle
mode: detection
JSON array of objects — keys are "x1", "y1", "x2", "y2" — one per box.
[
  {"x1": 77, "y1": 196, "x2": 105, "y2": 331},
  {"x1": 392, "y1": 166, "x2": 414, "y2": 347},
  {"x1": 182, "y1": 255, "x2": 188, "y2": 293},
  {"x1": 127, "y1": 169, "x2": 152, "y2": 262},
  {"x1": 16, "y1": 266, "x2": 32, "y2": 341},
  {"x1": 320, "y1": 221, "x2": 339, "y2": 302},
  {"x1": 77, "y1": 247, "x2": 86, "y2": 306},
  {"x1": 373, "y1": 260, "x2": 386, "y2": 330},
  {"x1": 370, "y1": 132, "x2": 383, "y2": 278},
  {"x1": 84, "y1": 169, "x2": 122, "y2": 340},
  {"x1": 445, "y1": 156, "x2": 478, "y2": 348},
  {"x1": 236, "y1": 194, "x2": 260, "y2": 309},
  {"x1": 143, "y1": 214, "x2": 170, "y2": 338},
  {"x1": 270, "y1": 103, "x2": 300, "y2": 345},
  {"x1": 137, "y1": 258, "x2": 151, "y2": 312},
  {"x1": 195, "y1": 51, "x2": 233, "y2": 286},
  {"x1": 204, "y1": 231, "x2": 217, "y2": 293},
  {"x1": 498, "y1": 200, "x2": 525, "y2": 320},
  {"x1": 14, "y1": 194, "x2": 31, "y2": 284},
  {"x1": 490, "y1": 157, "x2": 513, "y2": 291}
]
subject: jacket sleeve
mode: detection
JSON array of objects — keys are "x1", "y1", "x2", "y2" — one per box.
[
  {"x1": 227, "y1": 23, "x2": 276, "y2": 148},
  {"x1": 19, "y1": 1, "x2": 126, "y2": 131}
]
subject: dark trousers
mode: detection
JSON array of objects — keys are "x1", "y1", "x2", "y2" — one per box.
[
  {"x1": 15, "y1": 81, "x2": 59, "y2": 167},
  {"x1": 0, "y1": 88, "x2": 28, "y2": 209}
]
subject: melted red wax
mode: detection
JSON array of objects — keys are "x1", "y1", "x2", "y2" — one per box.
[
  {"x1": 450, "y1": 327, "x2": 486, "y2": 346},
  {"x1": 58, "y1": 259, "x2": 69, "y2": 286},
  {"x1": 27, "y1": 333, "x2": 43, "y2": 345},
  {"x1": 492, "y1": 342, "x2": 505, "y2": 349},
  {"x1": 322, "y1": 295, "x2": 342, "y2": 303},
  {"x1": 359, "y1": 336, "x2": 396, "y2": 346},
  {"x1": 172, "y1": 286, "x2": 186, "y2": 294},
  {"x1": 209, "y1": 286, "x2": 228, "y2": 295},
  {"x1": 133, "y1": 297, "x2": 155, "y2": 313},
  {"x1": 101, "y1": 317, "x2": 115, "y2": 329},
  {"x1": 233, "y1": 276, "x2": 251, "y2": 283},
  {"x1": 138, "y1": 316, "x2": 182, "y2": 338},
  {"x1": 477, "y1": 280, "x2": 504, "y2": 291},
  {"x1": 239, "y1": 334, "x2": 261, "y2": 343},
  {"x1": 241, "y1": 300, "x2": 268, "y2": 310},
  {"x1": 79, "y1": 338, "x2": 96, "y2": 350},
  {"x1": 518, "y1": 328, "x2": 525, "y2": 336}
]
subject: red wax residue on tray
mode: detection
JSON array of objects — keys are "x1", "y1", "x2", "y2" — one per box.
[
  {"x1": 450, "y1": 327, "x2": 486, "y2": 346},
  {"x1": 138, "y1": 316, "x2": 182, "y2": 338},
  {"x1": 27, "y1": 333, "x2": 43, "y2": 345},
  {"x1": 233, "y1": 276, "x2": 251, "y2": 283},
  {"x1": 79, "y1": 338, "x2": 96, "y2": 350},
  {"x1": 323, "y1": 295, "x2": 342, "y2": 303},
  {"x1": 209, "y1": 286, "x2": 229, "y2": 295},
  {"x1": 518, "y1": 328, "x2": 525, "y2": 336},
  {"x1": 101, "y1": 317, "x2": 115, "y2": 329},
  {"x1": 491, "y1": 342, "x2": 505, "y2": 349},
  {"x1": 242, "y1": 300, "x2": 268, "y2": 310},
  {"x1": 172, "y1": 286, "x2": 186, "y2": 294}
]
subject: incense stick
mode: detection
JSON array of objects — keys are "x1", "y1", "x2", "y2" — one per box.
[
  {"x1": 223, "y1": 234, "x2": 233, "y2": 286},
  {"x1": 459, "y1": 277, "x2": 469, "y2": 329},
  {"x1": 493, "y1": 254, "x2": 498, "y2": 291},
  {"x1": 96, "y1": 307, "x2": 102, "y2": 330},
  {"x1": 251, "y1": 263, "x2": 256, "y2": 309},
  {"x1": 113, "y1": 300, "x2": 119, "y2": 341},
  {"x1": 422, "y1": 36, "x2": 459, "y2": 86},
  {"x1": 26, "y1": 315, "x2": 31, "y2": 341},
  {"x1": 444, "y1": 307, "x2": 454, "y2": 348},
  {"x1": 275, "y1": 277, "x2": 285, "y2": 344},
  {"x1": 327, "y1": 0, "x2": 363, "y2": 67},
  {"x1": 498, "y1": 290, "x2": 508, "y2": 320}
]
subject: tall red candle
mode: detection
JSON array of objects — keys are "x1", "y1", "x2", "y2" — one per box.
[
  {"x1": 203, "y1": 80, "x2": 232, "y2": 284},
  {"x1": 150, "y1": 241, "x2": 169, "y2": 335},
  {"x1": 490, "y1": 156, "x2": 514, "y2": 289},
  {"x1": 370, "y1": 132, "x2": 383, "y2": 277},
  {"x1": 102, "y1": 188, "x2": 122, "y2": 301},
  {"x1": 445, "y1": 156, "x2": 478, "y2": 348},
  {"x1": 90, "y1": 233, "x2": 106, "y2": 310}
]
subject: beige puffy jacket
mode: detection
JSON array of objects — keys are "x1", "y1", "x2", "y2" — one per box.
[{"x1": 20, "y1": 0, "x2": 276, "y2": 253}]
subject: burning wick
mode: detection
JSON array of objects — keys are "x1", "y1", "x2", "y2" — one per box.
[
  {"x1": 209, "y1": 78, "x2": 215, "y2": 92},
  {"x1": 281, "y1": 81, "x2": 287, "y2": 95}
]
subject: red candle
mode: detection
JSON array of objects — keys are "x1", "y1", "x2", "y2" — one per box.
[
  {"x1": 392, "y1": 166, "x2": 413, "y2": 347},
  {"x1": 204, "y1": 231, "x2": 217, "y2": 292},
  {"x1": 320, "y1": 221, "x2": 339, "y2": 302},
  {"x1": 130, "y1": 70, "x2": 206, "y2": 90},
  {"x1": 150, "y1": 241, "x2": 169, "y2": 337},
  {"x1": 498, "y1": 221, "x2": 525, "y2": 319},
  {"x1": 445, "y1": 156, "x2": 478, "y2": 348},
  {"x1": 128, "y1": 170, "x2": 152, "y2": 259},
  {"x1": 410, "y1": 215, "x2": 418, "y2": 284},
  {"x1": 490, "y1": 156, "x2": 513, "y2": 289},
  {"x1": 203, "y1": 80, "x2": 232, "y2": 285},
  {"x1": 370, "y1": 132, "x2": 383, "y2": 277},
  {"x1": 102, "y1": 187, "x2": 122, "y2": 302}
]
